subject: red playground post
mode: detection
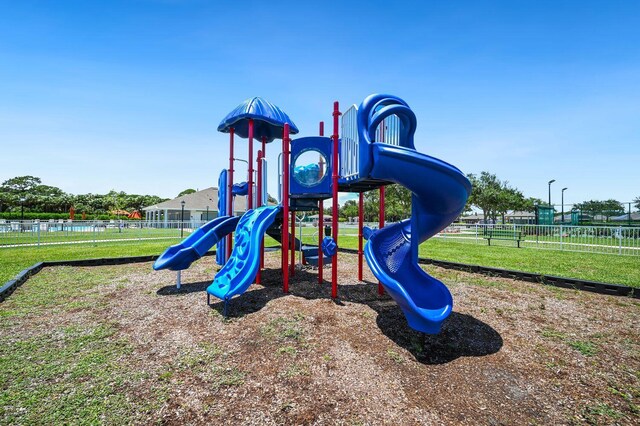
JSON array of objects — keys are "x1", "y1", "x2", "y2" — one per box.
[
  {"x1": 248, "y1": 119, "x2": 254, "y2": 210},
  {"x1": 318, "y1": 121, "x2": 324, "y2": 284},
  {"x1": 378, "y1": 118, "x2": 386, "y2": 295},
  {"x1": 378, "y1": 186, "x2": 385, "y2": 295},
  {"x1": 282, "y1": 123, "x2": 291, "y2": 293},
  {"x1": 331, "y1": 101, "x2": 340, "y2": 299},
  {"x1": 290, "y1": 210, "x2": 296, "y2": 276},
  {"x1": 358, "y1": 191, "x2": 364, "y2": 281},
  {"x1": 256, "y1": 149, "x2": 263, "y2": 285},
  {"x1": 260, "y1": 137, "x2": 266, "y2": 273},
  {"x1": 227, "y1": 128, "x2": 235, "y2": 259}
]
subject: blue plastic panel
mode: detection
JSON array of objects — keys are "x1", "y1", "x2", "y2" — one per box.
[
  {"x1": 216, "y1": 169, "x2": 228, "y2": 265},
  {"x1": 290, "y1": 136, "x2": 332, "y2": 197},
  {"x1": 217, "y1": 97, "x2": 299, "y2": 143}
]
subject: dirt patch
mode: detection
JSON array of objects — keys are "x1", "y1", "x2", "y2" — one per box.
[{"x1": 1, "y1": 252, "x2": 639, "y2": 425}]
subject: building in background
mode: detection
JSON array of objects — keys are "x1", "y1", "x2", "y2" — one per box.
[{"x1": 143, "y1": 187, "x2": 247, "y2": 225}]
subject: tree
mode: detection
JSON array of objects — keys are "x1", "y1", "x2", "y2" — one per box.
[
  {"x1": 363, "y1": 190, "x2": 379, "y2": 222},
  {"x1": 340, "y1": 199, "x2": 358, "y2": 220},
  {"x1": 466, "y1": 171, "x2": 526, "y2": 222},
  {"x1": 1, "y1": 175, "x2": 42, "y2": 194},
  {"x1": 634, "y1": 196, "x2": 640, "y2": 211},
  {"x1": 267, "y1": 194, "x2": 278, "y2": 205},
  {"x1": 384, "y1": 184, "x2": 412, "y2": 222},
  {"x1": 178, "y1": 189, "x2": 196, "y2": 197},
  {"x1": 574, "y1": 199, "x2": 624, "y2": 221}
]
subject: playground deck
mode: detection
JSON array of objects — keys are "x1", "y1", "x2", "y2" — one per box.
[{"x1": 1, "y1": 252, "x2": 638, "y2": 425}]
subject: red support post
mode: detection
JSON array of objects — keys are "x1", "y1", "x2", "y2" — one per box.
[
  {"x1": 331, "y1": 102, "x2": 340, "y2": 299},
  {"x1": 378, "y1": 186, "x2": 385, "y2": 295},
  {"x1": 227, "y1": 128, "x2": 235, "y2": 259},
  {"x1": 256, "y1": 149, "x2": 263, "y2": 285},
  {"x1": 318, "y1": 121, "x2": 324, "y2": 284},
  {"x1": 282, "y1": 124, "x2": 291, "y2": 293},
  {"x1": 290, "y1": 210, "x2": 296, "y2": 276},
  {"x1": 248, "y1": 119, "x2": 254, "y2": 210},
  {"x1": 260, "y1": 137, "x2": 266, "y2": 272},
  {"x1": 358, "y1": 191, "x2": 364, "y2": 281},
  {"x1": 378, "y1": 119, "x2": 385, "y2": 295}
]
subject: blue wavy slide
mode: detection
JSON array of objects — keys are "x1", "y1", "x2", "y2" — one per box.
[
  {"x1": 207, "y1": 206, "x2": 281, "y2": 302},
  {"x1": 153, "y1": 215, "x2": 240, "y2": 271}
]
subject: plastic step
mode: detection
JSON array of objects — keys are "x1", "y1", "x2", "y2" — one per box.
[{"x1": 305, "y1": 255, "x2": 331, "y2": 267}]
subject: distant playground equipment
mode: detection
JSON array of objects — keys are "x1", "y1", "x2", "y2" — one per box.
[{"x1": 154, "y1": 94, "x2": 471, "y2": 334}]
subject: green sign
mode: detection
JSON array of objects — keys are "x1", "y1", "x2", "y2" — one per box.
[{"x1": 537, "y1": 206, "x2": 555, "y2": 225}]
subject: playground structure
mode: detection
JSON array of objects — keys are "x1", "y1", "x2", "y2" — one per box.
[{"x1": 154, "y1": 94, "x2": 471, "y2": 334}]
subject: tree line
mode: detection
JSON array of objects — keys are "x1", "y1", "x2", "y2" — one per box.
[
  {"x1": 334, "y1": 171, "x2": 639, "y2": 222},
  {"x1": 0, "y1": 176, "x2": 168, "y2": 218}
]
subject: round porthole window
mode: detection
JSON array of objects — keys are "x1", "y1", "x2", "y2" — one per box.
[{"x1": 293, "y1": 149, "x2": 328, "y2": 188}]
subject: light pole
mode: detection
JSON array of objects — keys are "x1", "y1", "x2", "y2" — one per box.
[
  {"x1": 561, "y1": 187, "x2": 567, "y2": 223},
  {"x1": 548, "y1": 179, "x2": 555, "y2": 207},
  {"x1": 180, "y1": 200, "x2": 186, "y2": 238},
  {"x1": 20, "y1": 197, "x2": 25, "y2": 221},
  {"x1": 206, "y1": 205, "x2": 209, "y2": 221}
]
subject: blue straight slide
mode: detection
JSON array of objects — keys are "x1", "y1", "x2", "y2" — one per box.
[
  {"x1": 207, "y1": 206, "x2": 281, "y2": 301},
  {"x1": 153, "y1": 215, "x2": 240, "y2": 271},
  {"x1": 365, "y1": 144, "x2": 471, "y2": 334}
]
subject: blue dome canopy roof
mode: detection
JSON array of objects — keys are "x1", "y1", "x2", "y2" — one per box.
[{"x1": 217, "y1": 97, "x2": 299, "y2": 143}]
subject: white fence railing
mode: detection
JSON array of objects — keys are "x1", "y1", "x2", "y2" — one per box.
[
  {"x1": 437, "y1": 223, "x2": 640, "y2": 256},
  {"x1": 374, "y1": 114, "x2": 401, "y2": 146},
  {"x1": 4, "y1": 219, "x2": 638, "y2": 257},
  {"x1": 0, "y1": 220, "x2": 209, "y2": 248},
  {"x1": 340, "y1": 104, "x2": 359, "y2": 180}
]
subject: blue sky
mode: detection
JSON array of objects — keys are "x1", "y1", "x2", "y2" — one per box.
[{"x1": 1, "y1": 0, "x2": 638, "y2": 208}]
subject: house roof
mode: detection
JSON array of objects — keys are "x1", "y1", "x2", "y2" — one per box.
[
  {"x1": 611, "y1": 212, "x2": 640, "y2": 221},
  {"x1": 143, "y1": 187, "x2": 248, "y2": 212},
  {"x1": 505, "y1": 211, "x2": 536, "y2": 218}
]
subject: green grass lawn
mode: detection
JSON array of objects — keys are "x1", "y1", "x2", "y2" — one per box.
[
  {"x1": 0, "y1": 226, "x2": 182, "y2": 246},
  {"x1": 299, "y1": 233, "x2": 640, "y2": 287},
  {"x1": 1, "y1": 231, "x2": 639, "y2": 288},
  {"x1": 0, "y1": 241, "x2": 175, "y2": 285}
]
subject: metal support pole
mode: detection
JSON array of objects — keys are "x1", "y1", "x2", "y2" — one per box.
[
  {"x1": 248, "y1": 119, "x2": 254, "y2": 210},
  {"x1": 318, "y1": 121, "x2": 324, "y2": 284},
  {"x1": 227, "y1": 128, "x2": 235, "y2": 259},
  {"x1": 256, "y1": 149, "x2": 263, "y2": 285},
  {"x1": 290, "y1": 210, "x2": 296, "y2": 276},
  {"x1": 261, "y1": 138, "x2": 266, "y2": 272},
  {"x1": 331, "y1": 102, "x2": 340, "y2": 299},
  {"x1": 619, "y1": 226, "x2": 623, "y2": 255},
  {"x1": 358, "y1": 192, "x2": 364, "y2": 281},
  {"x1": 282, "y1": 124, "x2": 291, "y2": 293},
  {"x1": 176, "y1": 270, "x2": 181, "y2": 289},
  {"x1": 378, "y1": 186, "x2": 385, "y2": 295}
]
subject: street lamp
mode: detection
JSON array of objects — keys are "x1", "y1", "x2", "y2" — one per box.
[
  {"x1": 548, "y1": 179, "x2": 555, "y2": 207},
  {"x1": 180, "y1": 200, "x2": 186, "y2": 238},
  {"x1": 561, "y1": 187, "x2": 567, "y2": 223}
]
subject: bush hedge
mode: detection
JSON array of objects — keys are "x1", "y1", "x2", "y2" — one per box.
[{"x1": 0, "y1": 212, "x2": 137, "y2": 221}]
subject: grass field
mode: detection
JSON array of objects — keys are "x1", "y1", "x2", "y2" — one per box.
[
  {"x1": 1, "y1": 231, "x2": 639, "y2": 288},
  {"x1": 0, "y1": 226, "x2": 181, "y2": 247},
  {"x1": 1, "y1": 253, "x2": 638, "y2": 424}
]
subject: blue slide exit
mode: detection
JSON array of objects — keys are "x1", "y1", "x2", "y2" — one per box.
[
  {"x1": 153, "y1": 215, "x2": 240, "y2": 271},
  {"x1": 207, "y1": 206, "x2": 281, "y2": 301}
]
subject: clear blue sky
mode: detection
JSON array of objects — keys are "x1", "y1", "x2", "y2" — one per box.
[{"x1": 1, "y1": 0, "x2": 638, "y2": 208}]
